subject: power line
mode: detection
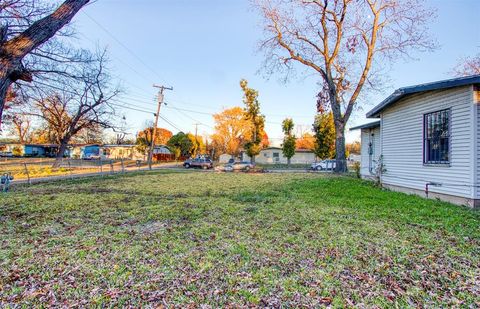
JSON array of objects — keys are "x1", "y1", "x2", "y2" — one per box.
[
  {"x1": 78, "y1": 32, "x2": 156, "y2": 93},
  {"x1": 32, "y1": 80, "x2": 157, "y2": 115},
  {"x1": 164, "y1": 104, "x2": 213, "y2": 116},
  {"x1": 82, "y1": 11, "x2": 167, "y2": 85},
  {"x1": 159, "y1": 115, "x2": 184, "y2": 132},
  {"x1": 172, "y1": 107, "x2": 214, "y2": 129}
]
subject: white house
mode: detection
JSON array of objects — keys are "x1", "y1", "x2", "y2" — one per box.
[
  {"x1": 241, "y1": 147, "x2": 317, "y2": 164},
  {"x1": 352, "y1": 75, "x2": 480, "y2": 208}
]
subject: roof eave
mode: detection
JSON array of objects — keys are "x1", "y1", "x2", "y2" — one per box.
[
  {"x1": 349, "y1": 120, "x2": 381, "y2": 131},
  {"x1": 365, "y1": 75, "x2": 480, "y2": 118}
]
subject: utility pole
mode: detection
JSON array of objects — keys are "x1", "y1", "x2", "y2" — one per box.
[{"x1": 148, "y1": 85, "x2": 173, "y2": 170}]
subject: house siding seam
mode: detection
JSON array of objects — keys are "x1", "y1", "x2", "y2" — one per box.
[{"x1": 380, "y1": 86, "x2": 473, "y2": 199}]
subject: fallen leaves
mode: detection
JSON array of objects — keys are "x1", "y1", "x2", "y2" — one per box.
[{"x1": 0, "y1": 172, "x2": 478, "y2": 307}]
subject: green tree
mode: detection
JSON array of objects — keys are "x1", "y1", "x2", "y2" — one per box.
[
  {"x1": 240, "y1": 79, "x2": 265, "y2": 163},
  {"x1": 167, "y1": 132, "x2": 193, "y2": 159},
  {"x1": 313, "y1": 113, "x2": 336, "y2": 160},
  {"x1": 281, "y1": 118, "x2": 296, "y2": 166},
  {"x1": 187, "y1": 133, "x2": 205, "y2": 158}
]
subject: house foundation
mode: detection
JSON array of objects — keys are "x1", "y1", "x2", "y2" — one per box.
[{"x1": 382, "y1": 183, "x2": 479, "y2": 209}]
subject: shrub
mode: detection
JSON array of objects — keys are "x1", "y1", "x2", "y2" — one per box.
[{"x1": 353, "y1": 161, "x2": 361, "y2": 178}]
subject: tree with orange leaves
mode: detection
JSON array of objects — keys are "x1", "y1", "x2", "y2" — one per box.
[
  {"x1": 211, "y1": 106, "x2": 252, "y2": 158},
  {"x1": 136, "y1": 126, "x2": 173, "y2": 155},
  {"x1": 296, "y1": 132, "x2": 315, "y2": 150}
]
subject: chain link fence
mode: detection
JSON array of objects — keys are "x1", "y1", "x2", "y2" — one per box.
[{"x1": 0, "y1": 158, "x2": 178, "y2": 185}]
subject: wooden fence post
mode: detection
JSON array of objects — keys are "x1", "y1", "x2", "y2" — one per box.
[
  {"x1": 121, "y1": 158, "x2": 125, "y2": 173},
  {"x1": 68, "y1": 160, "x2": 73, "y2": 179},
  {"x1": 23, "y1": 163, "x2": 31, "y2": 185}
]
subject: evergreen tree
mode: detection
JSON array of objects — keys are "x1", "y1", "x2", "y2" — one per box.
[
  {"x1": 313, "y1": 113, "x2": 336, "y2": 160},
  {"x1": 240, "y1": 79, "x2": 265, "y2": 163},
  {"x1": 281, "y1": 118, "x2": 296, "y2": 166},
  {"x1": 167, "y1": 132, "x2": 193, "y2": 159}
]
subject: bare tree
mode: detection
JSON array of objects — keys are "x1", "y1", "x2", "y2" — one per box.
[
  {"x1": 0, "y1": 0, "x2": 90, "y2": 129},
  {"x1": 255, "y1": 0, "x2": 436, "y2": 172},
  {"x1": 451, "y1": 53, "x2": 480, "y2": 77},
  {"x1": 31, "y1": 50, "x2": 120, "y2": 163},
  {"x1": 10, "y1": 114, "x2": 32, "y2": 143}
]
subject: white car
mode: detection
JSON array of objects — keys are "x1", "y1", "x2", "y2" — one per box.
[
  {"x1": 311, "y1": 159, "x2": 336, "y2": 171},
  {"x1": 0, "y1": 151, "x2": 13, "y2": 157}
]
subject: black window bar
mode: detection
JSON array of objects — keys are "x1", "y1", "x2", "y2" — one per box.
[{"x1": 424, "y1": 109, "x2": 450, "y2": 164}]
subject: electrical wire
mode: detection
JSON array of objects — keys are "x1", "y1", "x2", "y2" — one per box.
[
  {"x1": 82, "y1": 11, "x2": 167, "y2": 85},
  {"x1": 30, "y1": 80, "x2": 157, "y2": 115},
  {"x1": 159, "y1": 115, "x2": 184, "y2": 132}
]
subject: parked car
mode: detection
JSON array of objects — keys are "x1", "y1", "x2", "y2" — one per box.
[
  {"x1": 311, "y1": 159, "x2": 336, "y2": 171},
  {"x1": 225, "y1": 161, "x2": 255, "y2": 172},
  {"x1": 183, "y1": 157, "x2": 213, "y2": 169},
  {"x1": 0, "y1": 151, "x2": 13, "y2": 158},
  {"x1": 83, "y1": 153, "x2": 102, "y2": 160}
]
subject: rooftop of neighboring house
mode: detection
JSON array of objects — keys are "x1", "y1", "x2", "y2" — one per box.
[
  {"x1": 349, "y1": 121, "x2": 381, "y2": 131},
  {"x1": 261, "y1": 147, "x2": 314, "y2": 153},
  {"x1": 0, "y1": 142, "x2": 60, "y2": 147}
]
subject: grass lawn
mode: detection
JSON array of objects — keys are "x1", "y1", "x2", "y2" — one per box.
[{"x1": 0, "y1": 171, "x2": 479, "y2": 307}]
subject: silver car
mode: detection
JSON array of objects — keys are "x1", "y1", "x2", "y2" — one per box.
[
  {"x1": 311, "y1": 159, "x2": 336, "y2": 171},
  {"x1": 225, "y1": 161, "x2": 255, "y2": 172}
]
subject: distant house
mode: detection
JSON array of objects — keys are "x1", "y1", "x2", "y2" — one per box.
[
  {"x1": 241, "y1": 147, "x2": 317, "y2": 164},
  {"x1": 74, "y1": 144, "x2": 171, "y2": 160},
  {"x1": 352, "y1": 75, "x2": 480, "y2": 208},
  {"x1": 219, "y1": 153, "x2": 234, "y2": 163},
  {"x1": 101, "y1": 144, "x2": 138, "y2": 160},
  {"x1": 0, "y1": 143, "x2": 61, "y2": 157}
]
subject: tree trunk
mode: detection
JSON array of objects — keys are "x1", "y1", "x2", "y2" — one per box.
[
  {"x1": 0, "y1": 64, "x2": 14, "y2": 130},
  {"x1": 0, "y1": 84, "x2": 8, "y2": 129},
  {"x1": 250, "y1": 155, "x2": 255, "y2": 164},
  {"x1": 287, "y1": 157, "x2": 291, "y2": 166},
  {"x1": 334, "y1": 120, "x2": 347, "y2": 173},
  {"x1": 0, "y1": 0, "x2": 90, "y2": 129},
  {"x1": 53, "y1": 137, "x2": 70, "y2": 167}
]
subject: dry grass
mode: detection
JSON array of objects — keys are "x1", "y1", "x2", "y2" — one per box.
[{"x1": 0, "y1": 171, "x2": 479, "y2": 307}]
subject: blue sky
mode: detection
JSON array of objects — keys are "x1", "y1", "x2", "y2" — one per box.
[{"x1": 72, "y1": 0, "x2": 479, "y2": 144}]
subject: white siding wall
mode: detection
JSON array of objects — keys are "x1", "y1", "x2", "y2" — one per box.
[
  {"x1": 476, "y1": 91, "x2": 480, "y2": 199},
  {"x1": 360, "y1": 126, "x2": 381, "y2": 177},
  {"x1": 381, "y1": 86, "x2": 474, "y2": 199},
  {"x1": 256, "y1": 149, "x2": 317, "y2": 164}
]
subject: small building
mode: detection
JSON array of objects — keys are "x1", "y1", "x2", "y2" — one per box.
[
  {"x1": 152, "y1": 145, "x2": 173, "y2": 161},
  {"x1": 352, "y1": 75, "x2": 480, "y2": 208},
  {"x1": 101, "y1": 144, "x2": 138, "y2": 160},
  {"x1": 80, "y1": 144, "x2": 101, "y2": 159},
  {"x1": 74, "y1": 144, "x2": 171, "y2": 161},
  {"x1": 242, "y1": 147, "x2": 317, "y2": 164},
  {"x1": 219, "y1": 153, "x2": 234, "y2": 163}
]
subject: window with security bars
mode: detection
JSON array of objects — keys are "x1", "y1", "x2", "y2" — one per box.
[{"x1": 424, "y1": 109, "x2": 450, "y2": 164}]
